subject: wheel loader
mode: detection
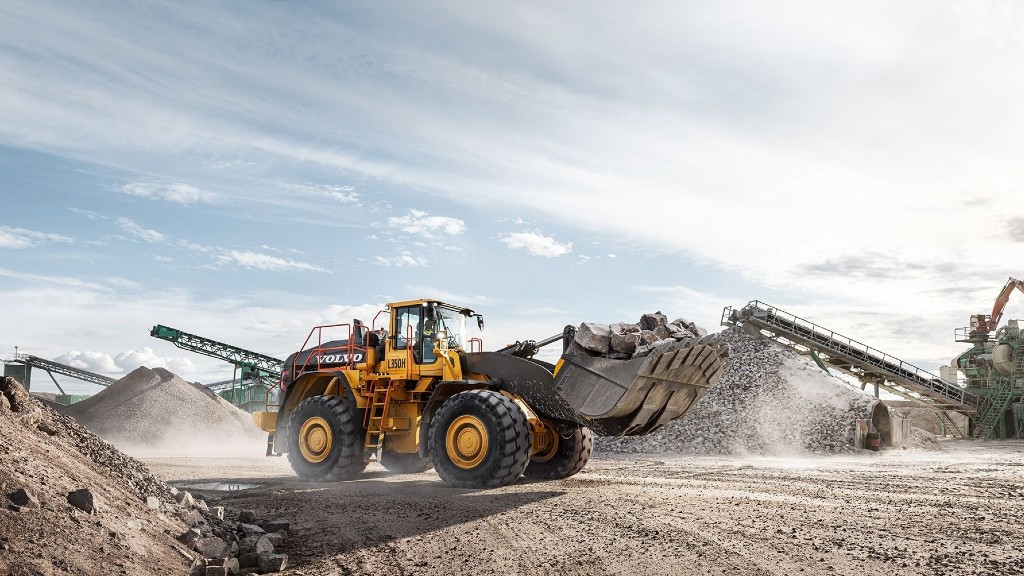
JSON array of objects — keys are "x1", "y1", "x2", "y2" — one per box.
[{"x1": 252, "y1": 299, "x2": 729, "y2": 488}]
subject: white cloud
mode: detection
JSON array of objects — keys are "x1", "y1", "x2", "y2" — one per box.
[
  {"x1": 388, "y1": 210, "x2": 465, "y2": 237},
  {"x1": 68, "y1": 207, "x2": 106, "y2": 220},
  {"x1": 499, "y1": 231, "x2": 572, "y2": 257},
  {"x1": 297, "y1": 184, "x2": 359, "y2": 203},
  {"x1": 112, "y1": 347, "x2": 195, "y2": 374},
  {"x1": 316, "y1": 303, "x2": 390, "y2": 328},
  {"x1": 402, "y1": 287, "x2": 494, "y2": 306},
  {"x1": 53, "y1": 350, "x2": 120, "y2": 373},
  {"x1": 0, "y1": 267, "x2": 108, "y2": 290},
  {"x1": 375, "y1": 250, "x2": 428, "y2": 268},
  {"x1": 54, "y1": 348, "x2": 195, "y2": 376},
  {"x1": 120, "y1": 182, "x2": 221, "y2": 206},
  {"x1": 219, "y1": 250, "x2": 325, "y2": 272},
  {"x1": 116, "y1": 217, "x2": 167, "y2": 244},
  {"x1": 176, "y1": 239, "x2": 214, "y2": 254},
  {"x1": 0, "y1": 226, "x2": 73, "y2": 249}
]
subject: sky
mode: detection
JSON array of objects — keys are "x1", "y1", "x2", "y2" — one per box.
[{"x1": 4, "y1": 1, "x2": 1024, "y2": 395}]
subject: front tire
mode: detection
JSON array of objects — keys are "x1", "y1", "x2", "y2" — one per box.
[
  {"x1": 524, "y1": 426, "x2": 592, "y2": 479},
  {"x1": 428, "y1": 390, "x2": 531, "y2": 488},
  {"x1": 286, "y1": 395, "x2": 367, "y2": 481},
  {"x1": 380, "y1": 450, "x2": 433, "y2": 474}
]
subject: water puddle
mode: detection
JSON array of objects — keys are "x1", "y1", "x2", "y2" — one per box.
[{"x1": 180, "y1": 482, "x2": 260, "y2": 492}]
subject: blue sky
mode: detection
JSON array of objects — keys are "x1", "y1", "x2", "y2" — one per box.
[{"x1": 3, "y1": 1, "x2": 1024, "y2": 394}]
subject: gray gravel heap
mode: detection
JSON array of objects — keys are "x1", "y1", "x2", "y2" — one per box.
[
  {"x1": 596, "y1": 326, "x2": 880, "y2": 455},
  {"x1": 67, "y1": 366, "x2": 264, "y2": 453}
]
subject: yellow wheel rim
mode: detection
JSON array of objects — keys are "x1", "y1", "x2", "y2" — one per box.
[
  {"x1": 298, "y1": 416, "x2": 333, "y2": 464},
  {"x1": 531, "y1": 431, "x2": 560, "y2": 463},
  {"x1": 446, "y1": 415, "x2": 489, "y2": 469}
]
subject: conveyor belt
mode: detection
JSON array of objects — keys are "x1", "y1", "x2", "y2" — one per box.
[
  {"x1": 722, "y1": 301, "x2": 977, "y2": 412},
  {"x1": 6, "y1": 353, "x2": 115, "y2": 390}
]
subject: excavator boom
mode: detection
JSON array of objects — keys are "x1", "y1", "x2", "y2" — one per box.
[{"x1": 974, "y1": 277, "x2": 1024, "y2": 334}]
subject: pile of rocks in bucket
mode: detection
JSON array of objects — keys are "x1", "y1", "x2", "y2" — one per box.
[
  {"x1": 569, "y1": 311, "x2": 707, "y2": 359},
  {"x1": 173, "y1": 488, "x2": 291, "y2": 575}
]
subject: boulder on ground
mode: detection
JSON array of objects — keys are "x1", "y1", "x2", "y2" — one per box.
[
  {"x1": 67, "y1": 488, "x2": 100, "y2": 514},
  {"x1": 194, "y1": 536, "x2": 231, "y2": 559},
  {"x1": 261, "y1": 518, "x2": 290, "y2": 533},
  {"x1": 258, "y1": 552, "x2": 288, "y2": 573},
  {"x1": 9, "y1": 487, "x2": 41, "y2": 510}
]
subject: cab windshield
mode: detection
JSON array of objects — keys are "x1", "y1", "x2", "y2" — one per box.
[{"x1": 435, "y1": 305, "x2": 467, "y2": 351}]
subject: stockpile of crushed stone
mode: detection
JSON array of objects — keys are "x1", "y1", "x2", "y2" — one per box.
[
  {"x1": 0, "y1": 376, "x2": 191, "y2": 575},
  {"x1": 67, "y1": 366, "x2": 265, "y2": 455},
  {"x1": 596, "y1": 326, "x2": 882, "y2": 455},
  {"x1": 2, "y1": 376, "x2": 292, "y2": 575}
]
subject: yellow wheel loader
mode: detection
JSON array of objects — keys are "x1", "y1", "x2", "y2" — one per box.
[{"x1": 252, "y1": 299, "x2": 729, "y2": 488}]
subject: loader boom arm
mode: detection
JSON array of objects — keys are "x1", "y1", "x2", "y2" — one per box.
[{"x1": 495, "y1": 326, "x2": 576, "y2": 359}]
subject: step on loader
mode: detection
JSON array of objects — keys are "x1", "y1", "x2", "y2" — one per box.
[{"x1": 252, "y1": 299, "x2": 730, "y2": 488}]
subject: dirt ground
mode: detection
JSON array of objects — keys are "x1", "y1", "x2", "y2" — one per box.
[{"x1": 143, "y1": 440, "x2": 1024, "y2": 576}]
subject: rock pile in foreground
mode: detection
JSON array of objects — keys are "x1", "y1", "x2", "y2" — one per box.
[
  {"x1": 596, "y1": 327, "x2": 882, "y2": 455},
  {"x1": 176, "y1": 497, "x2": 292, "y2": 576},
  {"x1": 0, "y1": 376, "x2": 188, "y2": 575},
  {"x1": 67, "y1": 366, "x2": 265, "y2": 455},
  {"x1": 1, "y1": 375, "x2": 294, "y2": 575}
]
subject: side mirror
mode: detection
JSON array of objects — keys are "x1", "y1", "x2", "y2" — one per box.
[{"x1": 476, "y1": 315, "x2": 485, "y2": 331}]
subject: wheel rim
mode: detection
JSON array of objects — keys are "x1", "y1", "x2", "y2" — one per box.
[
  {"x1": 531, "y1": 432, "x2": 560, "y2": 463},
  {"x1": 446, "y1": 415, "x2": 489, "y2": 469},
  {"x1": 298, "y1": 416, "x2": 334, "y2": 463}
]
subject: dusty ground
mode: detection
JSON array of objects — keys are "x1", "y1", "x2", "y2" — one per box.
[{"x1": 144, "y1": 440, "x2": 1024, "y2": 576}]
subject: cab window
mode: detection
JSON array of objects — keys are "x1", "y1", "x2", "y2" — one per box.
[{"x1": 393, "y1": 305, "x2": 436, "y2": 364}]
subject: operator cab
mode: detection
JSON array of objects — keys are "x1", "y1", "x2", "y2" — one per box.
[{"x1": 390, "y1": 300, "x2": 481, "y2": 365}]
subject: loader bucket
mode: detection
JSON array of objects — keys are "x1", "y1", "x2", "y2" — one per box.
[
  {"x1": 462, "y1": 335, "x2": 729, "y2": 437},
  {"x1": 553, "y1": 337, "x2": 729, "y2": 436}
]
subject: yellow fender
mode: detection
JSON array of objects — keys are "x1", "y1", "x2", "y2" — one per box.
[{"x1": 268, "y1": 370, "x2": 361, "y2": 438}]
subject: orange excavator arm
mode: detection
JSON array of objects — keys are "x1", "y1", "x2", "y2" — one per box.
[{"x1": 974, "y1": 277, "x2": 1024, "y2": 333}]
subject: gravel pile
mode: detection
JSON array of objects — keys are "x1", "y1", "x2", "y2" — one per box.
[
  {"x1": 596, "y1": 326, "x2": 882, "y2": 455},
  {"x1": 904, "y1": 427, "x2": 942, "y2": 450},
  {"x1": 1, "y1": 376, "x2": 192, "y2": 575},
  {"x1": 1, "y1": 376, "x2": 172, "y2": 502},
  {"x1": 67, "y1": 366, "x2": 264, "y2": 455}
]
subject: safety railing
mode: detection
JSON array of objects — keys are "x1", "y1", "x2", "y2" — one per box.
[{"x1": 292, "y1": 323, "x2": 357, "y2": 378}]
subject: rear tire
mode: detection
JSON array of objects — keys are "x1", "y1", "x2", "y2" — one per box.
[
  {"x1": 428, "y1": 390, "x2": 531, "y2": 488},
  {"x1": 380, "y1": 450, "x2": 433, "y2": 474},
  {"x1": 524, "y1": 426, "x2": 592, "y2": 480},
  {"x1": 286, "y1": 395, "x2": 367, "y2": 481}
]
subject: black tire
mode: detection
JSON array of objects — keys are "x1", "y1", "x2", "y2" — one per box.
[
  {"x1": 428, "y1": 390, "x2": 531, "y2": 488},
  {"x1": 286, "y1": 395, "x2": 367, "y2": 481},
  {"x1": 380, "y1": 450, "x2": 433, "y2": 474},
  {"x1": 524, "y1": 426, "x2": 593, "y2": 480}
]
